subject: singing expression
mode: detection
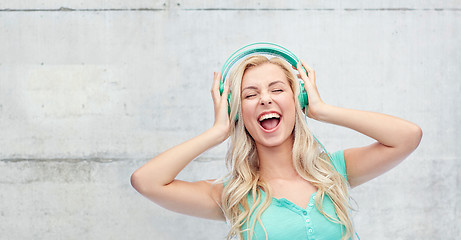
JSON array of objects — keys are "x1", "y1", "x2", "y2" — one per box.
[{"x1": 240, "y1": 63, "x2": 296, "y2": 148}]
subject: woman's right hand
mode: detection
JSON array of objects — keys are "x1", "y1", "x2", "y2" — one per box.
[{"x1": 210, "y1": 72, "x2": 231, "y2": 142}]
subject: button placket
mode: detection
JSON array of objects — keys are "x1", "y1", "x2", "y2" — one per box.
[
  {"x1": 305, "y1": 211, "x2": 314, "y2": 237},
  {"x1": 305, "y1": 193, "x2": 316, "y2": 237}
]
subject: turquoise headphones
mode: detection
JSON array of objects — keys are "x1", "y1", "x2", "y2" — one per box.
[{"x1": 219, "y1": 42, "x2": 309, "y2": 116}]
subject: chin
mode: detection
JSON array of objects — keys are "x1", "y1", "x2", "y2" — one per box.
[{"x1": 254, "y1": 133, "x2": 293, "y2": 149}]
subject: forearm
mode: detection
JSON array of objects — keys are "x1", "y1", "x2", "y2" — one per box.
[
  {"x1": 131, "y1": 127, "x2": 226, "y2": 192},
  {"x1": 315, "y1": 103, "x2": 422, "y2": 149}
]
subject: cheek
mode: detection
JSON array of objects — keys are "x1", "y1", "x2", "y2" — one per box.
[
  {"x1": 240, "y1": 100, "x2": 261, "y2": 136},
  {"x1": 276, "y1": 93, "x2": 296, "y2": 110},
  {"x1": 277, "y1": 95, "x2": 297, "y2": 122},
  {"x1": 241, "y1": 101, "x2": 256, "y2": 123}
]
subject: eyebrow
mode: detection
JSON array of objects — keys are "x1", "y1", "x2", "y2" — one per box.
[{"x1": 242, "y1": 80, "x2": 286, "y2": 92}]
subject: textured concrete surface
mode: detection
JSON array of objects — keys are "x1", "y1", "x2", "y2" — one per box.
[{"x1": 0, "y1": 1, "x2": 460, "y2": 239}]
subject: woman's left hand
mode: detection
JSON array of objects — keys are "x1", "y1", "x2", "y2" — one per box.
[{"x1": 296, "y1": 60, "x2": 327, "y2": 120}]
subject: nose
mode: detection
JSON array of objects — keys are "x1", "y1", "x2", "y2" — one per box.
[{"x1": 260, "y1": 92, "x2": 272, "y2": 106}]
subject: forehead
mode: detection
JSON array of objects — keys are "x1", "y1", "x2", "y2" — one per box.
[{"x1": 241, "y1": 63, "x2": 289, "y2": 88}]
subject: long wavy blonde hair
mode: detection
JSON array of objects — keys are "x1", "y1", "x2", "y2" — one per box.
[{"x1": 220, "y1": 55, "x2": 354, "y2": 240}]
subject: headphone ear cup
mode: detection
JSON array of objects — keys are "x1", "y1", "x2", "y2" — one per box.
[
  {"x1": 227, "y1": 92, "x2": 240, "y2": 121},
  {"x1": 227, "y1": 92, "x2": 232, "y2": 116},
  {"x1": 298, "y1": 81, "x2": 309, "y2": 109}
]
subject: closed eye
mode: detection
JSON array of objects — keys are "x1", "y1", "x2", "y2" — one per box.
[
  {"x1": 272, "y1": 89, "x2": 283, "y2": 93},
  {"x1": 245, "y1": 94, "x2": 256, "y2": 99}
]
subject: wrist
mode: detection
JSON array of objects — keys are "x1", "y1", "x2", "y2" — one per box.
[
  {"x1": 308, "y1": 102, "x2": 331, "y2": 121},
  {"x1": 208, "y1": 125, "x2": 229, "y2": 144}
]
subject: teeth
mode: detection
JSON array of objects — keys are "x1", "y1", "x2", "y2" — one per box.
[{"x1": 259, "y1": 113, "x2": 280, "y2": 121}]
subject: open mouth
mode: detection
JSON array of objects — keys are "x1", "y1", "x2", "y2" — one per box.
[{"x1": 258, "y1": 112, "x2": 281, "y2": 131}]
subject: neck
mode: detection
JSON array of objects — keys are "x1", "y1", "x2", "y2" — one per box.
[{"x1": 256, "y1": 137, "x2": 298, "y2": 180}]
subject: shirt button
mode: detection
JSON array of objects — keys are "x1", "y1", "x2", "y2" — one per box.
[
  {"x1": 309, "y1": 203, "x2": 313, "y2": 207},
  {"x1": 308, "y1": 229, "x2": 313, "y2": 233},
  {"x1": 302, "y1": 211, "x2": 307, "y2": 215},
  {"x1": 306, "y1": 219, "x2": 310, "y2": 223}
]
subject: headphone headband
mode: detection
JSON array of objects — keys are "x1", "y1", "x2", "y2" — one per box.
[
  {"x1": 219, "y1": 42, "x2": 300, "y2": 94},
  {"x1": 219, "y1": 42, "x2": 308, "y2": 118}
]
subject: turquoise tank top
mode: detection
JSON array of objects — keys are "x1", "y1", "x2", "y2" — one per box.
[{"x1": 241, "y1": 150, "x2": 349, "y2": 240}]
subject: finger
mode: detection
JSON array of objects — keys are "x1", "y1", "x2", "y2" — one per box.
[
  {"x1": 300, "y1": 60, "x2": 315, "y2": 83},
  {"x1": 300, "y1": 60, "x2": 313, "y2": 72},
  {"x1": 221, "y1": 73, "x2": 231, "y2": 103},
  {"x1": 297, "y1": 61, "x2": 309, "y2": 81},
  {"x1": 211, "y1": 72, "x2": 221, "y2": 103}
]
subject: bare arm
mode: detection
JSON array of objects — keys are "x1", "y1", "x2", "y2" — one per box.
[
  {"x1": 297, "y1": 61, "x2": 422, "y2": 188},
  {"x1": 130, "y1": 72, "x2": 230, "y2": 220},
  {"x1": 314, "y1": 105, "x2": 422, "y2": 187}
]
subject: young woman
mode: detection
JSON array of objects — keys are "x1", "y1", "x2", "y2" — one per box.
[{"x1": 131, "y1": 55, "x2": 422, "y2": 240}]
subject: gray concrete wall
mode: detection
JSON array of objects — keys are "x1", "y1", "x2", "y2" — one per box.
[{"x1": 0, "y1": 1, "x2": 460, "y2": 239}]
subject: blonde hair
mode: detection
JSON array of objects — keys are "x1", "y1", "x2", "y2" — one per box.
[{"x1": 220, "y1": 56, "x2": 354, "y2": 240}]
